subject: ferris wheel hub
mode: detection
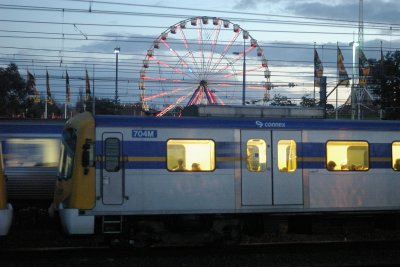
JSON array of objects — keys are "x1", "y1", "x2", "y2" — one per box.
[{"x1": 200, "y1": 80, "x2": 208, "y2": 87}]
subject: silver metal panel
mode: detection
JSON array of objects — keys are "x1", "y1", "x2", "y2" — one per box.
[
  {"x1": 305, "y1": 130, "x2": 399, "y2": 143},
  {"x1": 123, "y1": 127, "x2": 233, "y2": 141},
  {"x1": 302, "y1": 169, "x2": 310, "y2": 208},
  {"x1": 234, "y1": 129, "x2": 242, "y2": 209},
  {"x1": 95, "y1": 169, "x2": 235, "y2": 213},
  {"x1": 272, "y1": 131, "x2": 303, "y2": 205},
  {"x1": 181, "y1": 105, "x2": 325, "y2": 118},
  {"x1": 309, "y1": 171, "x2": 400, "y2": 208},
  {"x1": 241, "y1": 130, "x2": 272, "y2": 206},
  {"x1": 94, "y1": 127, "x2": 237, "y2": 213}
]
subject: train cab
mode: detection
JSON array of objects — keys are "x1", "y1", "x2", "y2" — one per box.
[{"x1": 0, "y1": 143, "x2": 13, "y2": 236}]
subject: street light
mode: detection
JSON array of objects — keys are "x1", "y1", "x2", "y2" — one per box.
[
  {"x1": 349, "y1": 41, "x2": 359, "y2": 120},
  {"x1": 232, "y1": 48, "x2": 245, "y2": 105},
  {"x1": 242, "y1": 32, "x2": 248, "y2": 106},
  {"x1": 114, "y1": 47, "x2": 120, "y2": 106},
  {"x1": 232, "y1": 30, "x2": 249, "y2": 106}
]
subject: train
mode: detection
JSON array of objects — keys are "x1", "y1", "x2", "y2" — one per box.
[
  {"x1": 0, "y1": 119, "x2": 64, "y2": 200},
  {"x1": 49, "y1": 109, "x2": 400, "y2": 239},
  {"x1": 0, "y1": 142, "x2": 12, "y2": 236},
  {"x1": 0, "y1": 119, "x2": 64, "y2": 236}
]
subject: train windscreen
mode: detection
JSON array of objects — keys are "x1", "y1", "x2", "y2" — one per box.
[{"x1": 58, "y1": 128, "x2": 77, "y2": 179}]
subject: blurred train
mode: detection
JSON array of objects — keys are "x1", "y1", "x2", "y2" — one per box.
[
  {"x1": 0, "y1": 142, "x2": 12, "y2": 235},
  {"x1": 50, "y1": 110, "x2": 400, "y2": 237},
  {"x1": 0, "y1": 119, "x2": 64, "y2": 235},
  {"x1": 0, "y1": 120, "x2": 64, "y2": 200}
]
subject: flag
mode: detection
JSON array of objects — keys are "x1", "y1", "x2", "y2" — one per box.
[
  {"x1": 27, "y1": 71, "x2": 40, "y2": 103},
  {"x1": 85, "y1": 68, "x2": 91, "y2": 101},
  {"x1": 46, "y1": 70, "x2": 53, "y2": 105},
  {"x1": 314, "y1": 48, "x2": 323, "y2": 87},
  {"x1": 359, "y1": 49, "x2": 370, "y2": 86},
  {"x1": 66, "y1": 70, "x2": 70, "y2": 103},
  {"x1": 359, "y1": 49, "x2": 368, "y2": 67},
  {"x1": 337, "y1": 46, "x2": 350, "y2": 87}
]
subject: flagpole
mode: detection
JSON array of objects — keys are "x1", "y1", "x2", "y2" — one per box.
[
  {"x1": 64, "y1": 69, "x2": 66, "y2": 119},
  {"x1": 350, "y1": 41, "x2": 359, "y2": 120},
  {"x1": 65, "y1": 69, "x2": 69, "y2": 120},
  {"x1": 44, "y1": 69, "x2": 48, "y2": 119},
  {"x1": 336, "y1": 42, "x2": 338, "y2": 120},
  {"x1": 45, "y1": 97, "x2": 47, "y2": 119},
  {"x1": 313, "y1": 42, "x2": 316, "y2": 101},
  {"x1": 92, "y1": 64, "x2": 95, "y2": 115}
]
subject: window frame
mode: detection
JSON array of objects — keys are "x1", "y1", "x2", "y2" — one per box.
[
  {"x1": 325, "y1": 140, "x2": 370, "y2": 171},
  {"x1": 104, "y1": 137, "x2": 121, "y2": 172},
  {"x1": 246, "y1": 139, "x2": 267, "y2": 172},
  {"x1": 277, "y1": 139, "x2": 297, "y2": 173},
  {"x1": 166, "y1": 138, "x2": 216, "y2": 172},
  {"x1": 391, "y1": 141, "x2": 400, "y2": 171},
  {"x1": 58, "y1": 128, "x2": 77, "y2": 180}
]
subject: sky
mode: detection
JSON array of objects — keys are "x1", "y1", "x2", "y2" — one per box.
[{"x1": 1, "y1": 0, "x2": 400, "y2": 111}]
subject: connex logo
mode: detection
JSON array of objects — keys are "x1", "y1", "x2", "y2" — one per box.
[{"x1": 255, "y1": 121, "x2": 286, "y2": 128}]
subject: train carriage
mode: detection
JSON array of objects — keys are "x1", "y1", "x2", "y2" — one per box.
[
  {"x1": 0, "y1": 120, "x2": 64, "y2": 200},
  {"x1": 0, "y1": 119, "x2": 63, "y2": 236},
  {"x1": 52, "y1": 111, "x2": 400, "y2": 235},
  {"x1": 0, "y1": 142, "x2": 13, "y2": 236}
]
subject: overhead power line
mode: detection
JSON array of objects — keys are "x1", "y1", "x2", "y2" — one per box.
[{"x1": 0, "y1": 3, "x2": 398, "y2": 31}]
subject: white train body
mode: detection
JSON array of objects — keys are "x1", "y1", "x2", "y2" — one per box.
[{"x1": 53, "y1": 112, "x2": 400, "y2": 234}]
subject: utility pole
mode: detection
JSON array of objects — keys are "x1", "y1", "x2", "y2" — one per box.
[{"x1": 114, "y1": 47, "x2": 120, "y2": 108}]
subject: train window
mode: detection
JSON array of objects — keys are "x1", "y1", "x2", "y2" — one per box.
[
  {"x1": 246, "y1": 139, "x2": 266, "y2": 172},
  {"x1": 58, "y1": 142, "x2": 74, "y2": 179},
  {"x1": 278, "y1": 140, "x2": 297, "y2": 172},
  {"x1": 104, "y1": 138, "x2": 121, "y2": 172},
  {"x1": 326, "y1": 141, "x2": 369, "y2": 171},
  {"x1": 392, "y1": 142, "x2": 400, "y2": 171},
  {"x1": 3, "y1": 138, "x2": 60, "y2": 167},
  {"x1": 0, "y1": 143, "x2": 3, "y2": 171},
  {"x1": 58, "y1": 128, "x2": 76, "y2": 180},
  {"x1": 167, "y1": 139, "x2": 215, "y2": 172}
]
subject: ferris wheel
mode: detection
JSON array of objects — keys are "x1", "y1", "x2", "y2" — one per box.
[{"x1": 139, "y1": 16, "x2": 271, "y2": 116}]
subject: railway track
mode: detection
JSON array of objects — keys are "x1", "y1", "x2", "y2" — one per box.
[
  {"x1": 2, "y1": 204, "x2": 400, "y2": 266},
  {"x1": 1, "y1": 240, "x2": 400, "y2": 266}
]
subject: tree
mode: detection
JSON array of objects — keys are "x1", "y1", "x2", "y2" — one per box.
[
  {"x1": 372, "y1": 51, "x2": 400, "y2": 119},
  {"x1": 269, "y1": 94, "x2": 296, "y2": 106},
  {"x1": 0, "y1": 63, "x2": 28, "y2": 117},
  {"x1": 93, "y1": 98, "x2": 123, "y2": 115},
  {"x1": 300, "y1": 96, "x2": 316, "y2": 107}
]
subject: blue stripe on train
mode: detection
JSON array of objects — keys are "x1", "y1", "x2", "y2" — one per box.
[
  {"x1": 95, "y1": 141, "x2": 393, "y2": 169},
  {"x1": 96, "y1": 141, "x2": 237, "y2": 156}
]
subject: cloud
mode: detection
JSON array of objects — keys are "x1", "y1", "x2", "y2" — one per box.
[
  {"x1": 234, "y1": 0, "x2": 400, "y2": 25},
  {"x1": 234, "y1": 0, "x2": 265, "y2": 10},
  {"x1": 78, "y1": 32, "x2": 157, "y2": 54},
  {"x1": 288, "y1": 2, "x2": 357, "y2": 20}
]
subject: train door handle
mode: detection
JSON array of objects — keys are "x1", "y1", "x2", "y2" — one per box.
[{"x1": 103, "y1": 176, "x2": 110, "y2": 185}]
